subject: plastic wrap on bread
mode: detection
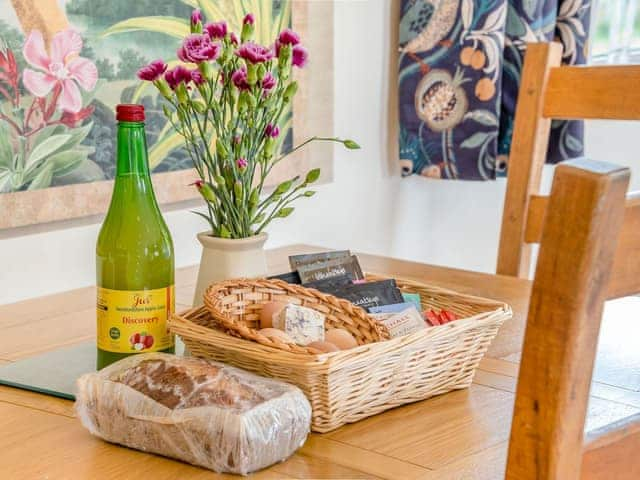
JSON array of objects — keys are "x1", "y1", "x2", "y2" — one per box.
[{"x1": 75, "y1": 353, "x2": 311, "y2": 474}]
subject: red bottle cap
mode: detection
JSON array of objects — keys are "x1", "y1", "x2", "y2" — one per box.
[{"x1": 116, "y1": 104, "x2": 145, "y2": 122}]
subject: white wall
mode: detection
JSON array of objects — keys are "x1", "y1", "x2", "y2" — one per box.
[
  {"x1": 0, "y1": 0, "x2": 400, "y2": 304},
  {"x1": 2, "y1": 1, "x2": 639, "y2": 305},
  {"x1": 390, "y1": 120, "x2": 640, "y2": 274}
]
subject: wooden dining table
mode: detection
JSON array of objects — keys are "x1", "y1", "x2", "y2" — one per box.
[{"x1": 1, "y1": 245, "x2": 638, "y2": 479}]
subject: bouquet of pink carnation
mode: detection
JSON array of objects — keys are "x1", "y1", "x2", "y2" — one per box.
[{"x1": 138, "y1": 10, "x2": 358, "y2": 239}]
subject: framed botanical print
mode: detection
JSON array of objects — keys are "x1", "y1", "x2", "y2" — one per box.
[{"x1": 0, "y1": 0, "x2": 333, "y2": 229}]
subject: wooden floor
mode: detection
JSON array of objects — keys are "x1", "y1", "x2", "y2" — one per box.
[{"x1": 0, "y1": 245, "x2": 638, "y2": 479}]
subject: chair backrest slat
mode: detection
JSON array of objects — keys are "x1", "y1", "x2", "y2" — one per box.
[
  {"x1": 544, "y1": 65, "x2": 640, "y2": 120},
  {"x1": 497, "y1": 42, "x2": 640, "y2": 300},
  {"x1": 505, "y1": 159, "x2": 630, "y2": 480},
  {"x1": 496, "y1": 42, "x2": 563, "y2": 278},
  {"x1": 581, "y1": 413, "x2": 640, "y2": 480}
]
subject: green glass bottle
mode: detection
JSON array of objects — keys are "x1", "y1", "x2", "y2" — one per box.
[{"x1": 96, "y1": 104, "x2": 175, "y2": 370}]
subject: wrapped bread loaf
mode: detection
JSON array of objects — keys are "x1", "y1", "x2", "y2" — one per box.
[{"x1": 75, "y1": 353, "x2": 311, "y2": 474}]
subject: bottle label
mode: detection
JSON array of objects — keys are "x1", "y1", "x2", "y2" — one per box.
[{"x1": 97, "y1": 286, "x2": 175, "y2": 353}]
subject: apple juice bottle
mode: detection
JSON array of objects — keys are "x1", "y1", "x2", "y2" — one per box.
[{"x1": 96, "y1": 104, "x2": 175, "y2": 369}]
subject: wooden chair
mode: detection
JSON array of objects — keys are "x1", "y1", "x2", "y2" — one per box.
[
  {"x1": 496, "y1": 42, "x2": 640, "y2": 299},
  {"x1": 504, "y1": 158, "x2": 640, "y2": 480}
]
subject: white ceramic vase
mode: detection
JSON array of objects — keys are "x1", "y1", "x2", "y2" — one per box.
[{"x1": 192, "y1": 232, "x2": 268, "y2": 306}]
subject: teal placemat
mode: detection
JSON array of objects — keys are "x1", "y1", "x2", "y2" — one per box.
[
  {"x1": 0, "y1": 342, "x2": 96, "y2": 400},
  {"x1": 0, "y1": 339, "x2": 187, "y2": 400}
]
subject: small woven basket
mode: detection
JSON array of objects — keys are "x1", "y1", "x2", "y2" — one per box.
[
  {"x1": 169, "y1": 274, "x2": 511, "y2": 432},
  {"x1": 202, "y1": 278, "x2": 389, "y2": 354}
]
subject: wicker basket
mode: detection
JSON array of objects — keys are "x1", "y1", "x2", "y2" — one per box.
[
  {"x1": 202, "y1": 278, "x2": 389, "y2": 354},
  {"x1": 169, "y1": 274, "x2": 512, "y2": 433}
]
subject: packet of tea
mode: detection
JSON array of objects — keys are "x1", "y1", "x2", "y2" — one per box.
[
  {"x1": 304, "y1": 274, "x2": 354, "y2": 291},
  {"x1": 370, "y1": 307, "x2": 427, "y2": 338},
  {"x1": 369, "y1": 302, "x2": 417, "y2": 314},
  {"x1": 289, "y1": 250, "x2": 351, "y2": 270},
  {"x1": 401, "y1": 292, "x2": 422, "y2": 311},
  {"x1": 319, "y1": 279, "x2": 403, "y2": 311},
  {"x1": 298, "y1": 255, "x2": 364, "y2": 284},
  {"x1": 267, "y1": 271, "x2": 302, "y2": 284}
]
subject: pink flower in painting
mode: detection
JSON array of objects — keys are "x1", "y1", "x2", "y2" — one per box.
[
  {"x1": 137, "y1": 59, "x2": 167, "y2": 81},
  {"x1": 22, "y1": 29, "x2": 97, "y2": 113},
  {"x1": 230, "y1": 32, "x2": 239, "y2": 45},
  {"x1": 236, "y1": 42, "x2": 274, "y2": 64},
  {"x1": 205, "y1": 21, "x2": 227, "y2": 40},
  {"x1": 236, "y1": 157, "x2": 248, "y2": 169},
  {"x1": 292, "y1": 45, "x2": 308, "y2": 68},
  {"x1": 59, "y1": 105, "x2": 94, "y2": 127}
]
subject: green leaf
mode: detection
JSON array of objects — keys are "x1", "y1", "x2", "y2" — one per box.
[
  {"x1": 51, "y1": 159, "x2": 105, "y2": 186},
  {"x1": 304, "y1": 168, "x2": 321, "y2": 184},
  {"x1": 219, "y1": 225, "x2": 231, "y2": 238},
  {"x1": 460, "y1": 132, "x2": 490, "y2": 149},
  {"x1": 0, "y1": 123, "x2": 13, "y2": 169},
  {"x1": 191, "y1": 210, "x2": 215, "y2": 230},
  {"x1": 101, "y1": 16, "x2": 190, "y2": 39},
  {"x1": 63, "y1": 122, "x2": 94, "y2": 150},
  {"x1": 275, "y1": 179, "x2": 294, "y2": 194},
  {"x1": 303, "y1": 190, "x2": 316, "y2": 197},
  {"x1": 342, "y1": 139, "x2": 361, "y2": 149},
  {"x1": 277, "y1": 207, "x2": 294, "y2": 218},
  {"x1": 26, "y1": 134, "x2": 72, "y2": 170},
  {"x1": 27, "y1": 163, "x2": 54, "y2": 191},
  {"x1": 49, "y1": 148, "x2": 92, "y2": 176},
  {"x1": 463, "y1": 110, "x2": 499, "y2": 127},
  {"x1": 0, "y1": 169, "x2": 13, "y2": 193}
]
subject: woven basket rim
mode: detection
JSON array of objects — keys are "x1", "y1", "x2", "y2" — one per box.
[
  {"x1": 203, "y1": 277, "x2": 391, "y2": 355},
  {"x1": 171, "y1": 274, "x2": 512, "y2": 363}
]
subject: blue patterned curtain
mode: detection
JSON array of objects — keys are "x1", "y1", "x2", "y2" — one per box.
[{"x1": 398, "y1": 0, "x2": 591, "y2": 180}]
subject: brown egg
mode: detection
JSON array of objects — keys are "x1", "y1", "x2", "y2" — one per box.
[
  {"x1": 308, "y1": 341, "x2": 340, "y2": 353},
  {"x1": 259, "y1": 328, "x2": 294, "y2": 344},
  {"x1": 324, "y1": 329, "x2": 358, "y2": 350},
  {"x1": 259, "y1": 301, "x2": 287, "y2": 329}
]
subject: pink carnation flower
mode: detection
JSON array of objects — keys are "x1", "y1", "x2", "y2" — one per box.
[
  {"x1": 236, "y1": 157, "x2": 248, "y2": 169},
  {"x1": 292, "y1": 44, "x2": 308, "y2": 68},
  {"x1": 205, "y1": 21, "x2": 227, "y2": 39},
  {"x1": 137, "y1": 59, "x2": 167, "y2": 81},
  {"x1": 22, "y1": 29, "x2": 97, "y2": 113},
  {"x1": 178, "y1": 34, "x2": 220, "y2": 63},
  {"x1": 230, "y1": 32, "x2": 240, "y2": 45},
  {"x1": 165, "y1": 65, "x2": 192, "y2": 90},
  {"x1": 260, "y1": 72, "x2": 276, "y2": 92},
  {"x1": 278, "y1": 29, "x2": 300, "y2": 46},
  {"x1": 191, "y1": 9, "x2": 202, "y2": 26},
  {"x1": 243, "y1": 13, "x2": 255, "y2": 25},
  {"x1": 236, "y1": 42, "x2": 273, "y2": 64},
  {"x1": 265, "y1": 123, "x2": 280, "y2": 138},
  {"x1": 191, "y1": 68, "x2": 205, "y2": 86},
  {"x1": 231, "y1": 67, "x2": 249, "y2": 90}
]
